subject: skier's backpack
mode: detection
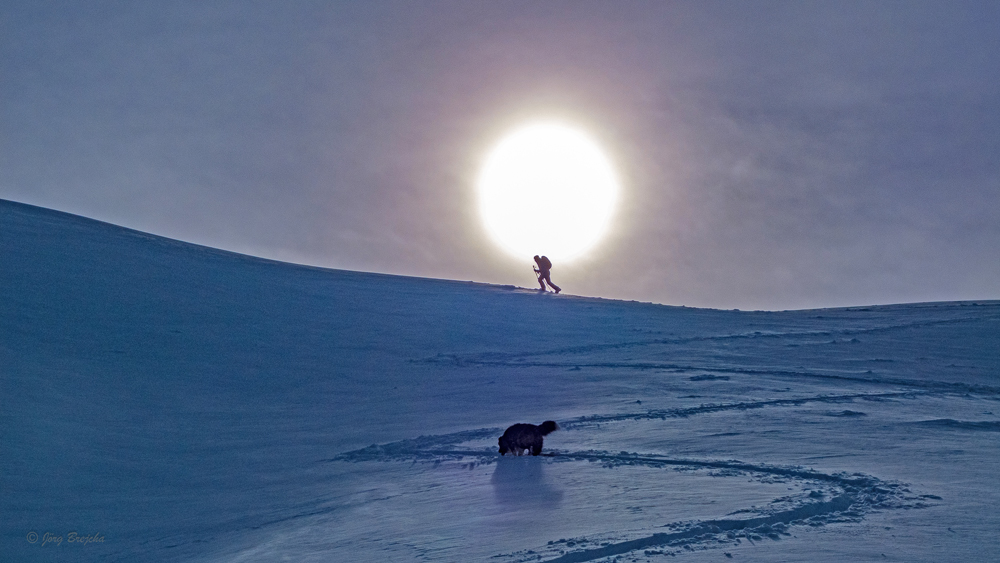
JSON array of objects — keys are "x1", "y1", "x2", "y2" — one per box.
[{"x1": 538, "y1": 256, "x2": 552, "y2": 270}]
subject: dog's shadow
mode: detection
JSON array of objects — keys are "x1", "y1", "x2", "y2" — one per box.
[{"x1": 490, "y1": 456, "x2": 564, "y2": 509}]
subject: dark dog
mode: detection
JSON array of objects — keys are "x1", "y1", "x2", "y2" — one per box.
[{"x1": 498, "y1": 421, "x2": 559, "y2": 456}]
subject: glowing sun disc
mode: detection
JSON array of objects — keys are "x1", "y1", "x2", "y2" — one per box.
[{"x1": 477, "y1": 122, "x2": 619, "y2": 262}]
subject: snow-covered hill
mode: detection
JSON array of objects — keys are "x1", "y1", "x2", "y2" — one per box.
[{"x1": 2, "y1": 199, "x2": 998, "y2": 562}]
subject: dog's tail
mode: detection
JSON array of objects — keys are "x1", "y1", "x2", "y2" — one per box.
[{"x1": 539, "y1": 420, "x2": 559, "y2": 435}]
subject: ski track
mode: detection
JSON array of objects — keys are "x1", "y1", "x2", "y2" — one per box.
[
  {"x1": 560, "y1": 391, "x2": 923, "y2": 427},
  {"x1": 416, "y1": 308, "x2": 1000, "y2": 400},
  {"x1": 345, "y1": 309, "x2": 990, "y2": 562},
  {"x1": 329, "y1": 390, "x2": 922, "y2": 464},
  {"x1": 419, "y1": 356, "x2": 1000, "y2": 397},
  {"x1": 333, "y1": 447, "x2": 921, "y2": 563},
  {"x1": 330, "y1": 390, "x2": 940, "y2": 562},
  {"x1": 907, "y1": 419, "x2": 1000, "y2": 432},
  {"x1": 420, "y1": 311, "x2": 1000, "y2": 365}
]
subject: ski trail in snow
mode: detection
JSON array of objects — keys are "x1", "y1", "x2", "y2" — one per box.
[
  {"x1": 332, "y1": 445, "x2": 924, "y2": 563},
  {"x1": 421, "y1": 311, "x2": 1000, "y2": 365},
  {"x1": 329, "y1": 389, "x2": 938, "y2": 562},
  {"x1": 328, "y1": 390, "x2": 917, "y2": 464},
  {"x1": 421, "y1": 353, "x2": 1000, "y2": 396},
  {"x1": 540, "y1": 494, "x2": 855, "y2": 562},
  {"x1": 561, "y1": 391, "x2": 921, "y2": 426},
  {"x1": 338, "y1": 446, "x2": 892, "y2": 490},
  {"x1": 907, "y1": 419, "x2": 1000, "y2": 431}
]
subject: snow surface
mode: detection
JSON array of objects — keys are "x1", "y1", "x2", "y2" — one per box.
[{"x1": 2, "y1": 198, "x2": 999, "y2": 562}]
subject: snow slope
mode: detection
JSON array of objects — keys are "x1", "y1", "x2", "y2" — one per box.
[{"x1": 2, "y1": 199, "x2": 998, "y2": 562}]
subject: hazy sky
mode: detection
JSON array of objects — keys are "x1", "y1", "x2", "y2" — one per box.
[{"x1": 3, "y1": 1, "x2": 998, "y2": 309}]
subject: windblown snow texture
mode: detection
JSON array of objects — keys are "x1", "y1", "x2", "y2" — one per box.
[{"x1": 2, "y1": 199, "x2": 998, "y2": 562}]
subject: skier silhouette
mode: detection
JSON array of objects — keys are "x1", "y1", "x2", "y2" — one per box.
[{"x1": 533, "y1": 255, "x2": 561, "y2": 293}]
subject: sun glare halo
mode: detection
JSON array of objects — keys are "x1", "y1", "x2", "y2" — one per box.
[{"x1": 477, "y1": 122, "x2": 619, "y2": 263}]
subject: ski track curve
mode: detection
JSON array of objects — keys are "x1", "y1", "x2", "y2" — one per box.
[
  {"x1": 329, "y1": 391, "x2": 937, "y2": 562},
  {"x1": 372, "y1": 309, "x2": 997, "y2": 560}
]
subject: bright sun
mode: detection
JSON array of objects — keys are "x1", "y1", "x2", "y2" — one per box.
[{"x1": 477, "y1": 122, "x2": 619, "y2": 263}]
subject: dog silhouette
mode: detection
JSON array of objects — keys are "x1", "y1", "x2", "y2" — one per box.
[{"x1": 498, "y1": 421, "x2": 559, "y2": 456}]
